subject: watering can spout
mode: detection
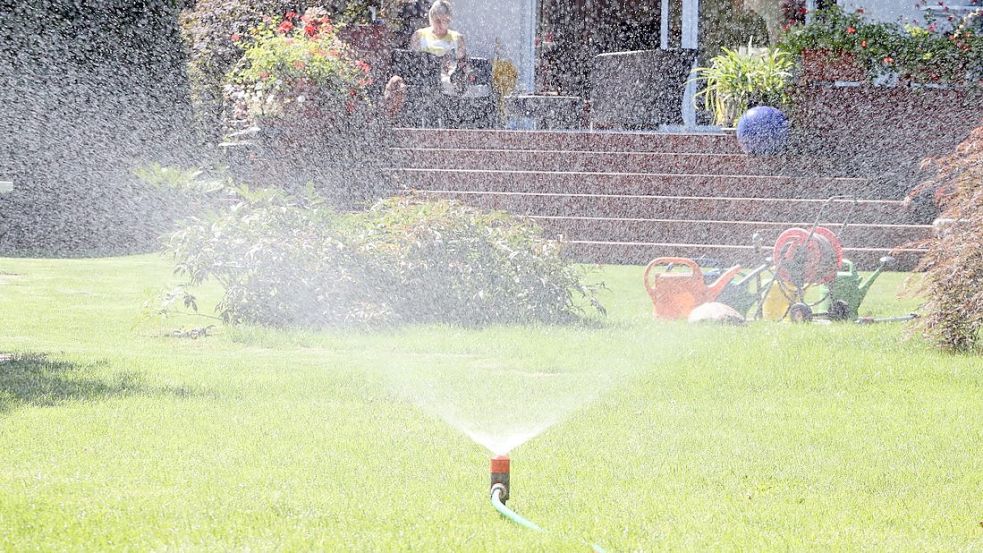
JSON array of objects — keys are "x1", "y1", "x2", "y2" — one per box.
[
  {"x1": 706, "y1": 265, "x2": 743, "y2": 301},
  {"x1": 858, "y1": 256, "x2": 895, "y2": 299}
]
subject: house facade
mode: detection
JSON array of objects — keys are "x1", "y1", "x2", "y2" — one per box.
[{"x1": 448, "y1": 0, "x2": 927, "y2": 94}]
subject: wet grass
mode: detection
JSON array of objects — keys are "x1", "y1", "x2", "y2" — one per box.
[{"x1": 0, "y1": 255, "x2": 981, "y2": 551}]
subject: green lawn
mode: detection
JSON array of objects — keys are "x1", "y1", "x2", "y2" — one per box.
[{"x1": 0, "y1": 255, "x2": 981, "y2": 551}]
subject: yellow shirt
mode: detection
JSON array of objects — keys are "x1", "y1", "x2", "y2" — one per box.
[{"x1": 414, "y1": 27, "x2": 463, "y2": 59}]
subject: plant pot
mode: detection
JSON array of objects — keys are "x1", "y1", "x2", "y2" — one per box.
[{"x1": 801, "y1": 49, "x2": 866, "y2": 83}]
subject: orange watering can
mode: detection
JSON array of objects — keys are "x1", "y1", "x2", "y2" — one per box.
[{"x1": 643, "y1": 257, "x2": 742, "y2": 320}]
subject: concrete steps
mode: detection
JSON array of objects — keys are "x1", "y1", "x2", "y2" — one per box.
[
  {"x1": 421, "y1": 191, "x2": 919, "y2": 225},
  {"x1": 530, "y1": 217, "x2": 927, "y2": 249},
  {"x1": 390, "y1": 128, "x2": 931, "y2": 269},
  {"x1": 396, "y1": 148, "x2": 782, "y2": 176},
  {"x1": 395, "y1": 169, "x2": 890, "y2": 200},
  {"x1": 396, "y1": 128, "x2": 742, "y2": 154}
]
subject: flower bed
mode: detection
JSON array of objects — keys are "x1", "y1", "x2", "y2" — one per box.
[
  {"x1": 779, "y1": 4, "x2": 983, "y2": 85},
  {"x1": 223, "y1": 9, "x2": 390, "y2": 206}
]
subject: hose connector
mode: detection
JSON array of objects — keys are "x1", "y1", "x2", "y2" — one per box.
[{"x1": 490, "y1": 455, "x2": 510, "y2": 503}]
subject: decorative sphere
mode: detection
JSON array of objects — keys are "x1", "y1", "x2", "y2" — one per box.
[{"x1": 736, "y1": 106, "x2": 789, "y2": 155}]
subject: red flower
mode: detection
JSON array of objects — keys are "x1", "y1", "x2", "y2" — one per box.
[
  {"x1": 304, "y1": 23, "x2": 318, "y2": 37},
  {"x1": 856, "y1": 8, "x2": 864, "y2": 14},
  {"x1": 278, "y1": 20, "x2": 294, "y2": 34},
  {"x1": 230, "y1": 32, "x2": 241, "y2": 42},
  {"x1": 798, "y1": 7, "x2": 808, "y2": 15},
  {"x1": 285, "y1": 10, "x2": 297, "y2": 20},
  {"x1": 356, "y1": 60, "x2": 371, "y2": 74},
  {"x1": 846, "y1": 26, "x2": 856, "y2": 34},
  {"x1": 861, "y1": 39, "x2": 868, "y2": 48},
  {"x1": 883, "y1": 56, "x2": 894, "y2": 65}
]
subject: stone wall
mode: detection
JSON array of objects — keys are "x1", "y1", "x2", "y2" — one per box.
[{"x1": 786, "y1": 84, "x2": 983, "y2": 200}]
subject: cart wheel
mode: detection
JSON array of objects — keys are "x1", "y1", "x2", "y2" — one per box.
[
  {"x1": 789, "y1": 303, "x2": 813, "y2": 323},
  {"x1": 829, "y1": 300, "x2": 850, "y2": 321}
]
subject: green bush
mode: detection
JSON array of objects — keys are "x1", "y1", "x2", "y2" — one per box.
[
  {"x1": 167, "y1": 186, "x2": 389, "y2": 327},
  {"x1": 166, "y1": 190, "x2": 603, "y2": 328},
  {"x1": 347, "y1": 197, "x2": 603, "y2": 326},
  {"x1": 908, "y1": 126, "x2": 983, "y2": 352}
]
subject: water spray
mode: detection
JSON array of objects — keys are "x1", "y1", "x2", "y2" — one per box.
[{"x1": 488, "y1": 455, "x2": 606, "y2": 552}]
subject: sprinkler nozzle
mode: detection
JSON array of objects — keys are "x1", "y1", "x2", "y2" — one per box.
[{"x1": 490, "y1": 455, "x2": 510, "y2": 503}]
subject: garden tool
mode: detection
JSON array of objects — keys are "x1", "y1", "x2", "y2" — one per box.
[
  {"x1": 753, "y1": 225, "x2": 844, "y2": 322},
  {"x1": 644, "y1": 257, "x2": 742, "y2": 320},
  {"x1": 715, "y1": 262, "x2": 771, "y2": 318},
  {"x1": 817, "y1": 256, "x2": 895, "y2": 321},
  {"x1": 856, "y1": 313, "x2": 919, "y2": 325}
]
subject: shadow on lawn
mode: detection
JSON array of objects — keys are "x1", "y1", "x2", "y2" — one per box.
[{"x1": 0, "y1": 352, "x2": 210, "y2": 414}]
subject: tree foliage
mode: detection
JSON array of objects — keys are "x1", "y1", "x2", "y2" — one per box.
[{"x1": 909, "y1": 125, "x2": 983, "y2": 352}]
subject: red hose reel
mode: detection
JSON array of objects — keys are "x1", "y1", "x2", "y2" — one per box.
[{"x1": 773, "y1": 226, "x2": 843, "y2": 287}]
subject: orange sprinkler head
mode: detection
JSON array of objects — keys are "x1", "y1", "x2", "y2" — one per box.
[{"x1": 490, "y1": 455, "x2": 510, "y2": 503}]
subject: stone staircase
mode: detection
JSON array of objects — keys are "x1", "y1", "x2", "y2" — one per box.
[{"x1": 390, "y1": 128, "x2": 932, "y2": 269}]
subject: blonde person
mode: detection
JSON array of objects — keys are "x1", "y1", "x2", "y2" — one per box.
[{"x1": 384, "y1": 0, "x2": 487, "y2": 118}]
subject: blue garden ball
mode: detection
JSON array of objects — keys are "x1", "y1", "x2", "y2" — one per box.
[{"x1": 736, "y1": 106, "x2": 790, "y2": 156}]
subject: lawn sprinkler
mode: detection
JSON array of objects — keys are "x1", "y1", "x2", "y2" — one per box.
[
  {"x1": 488, "y1": 455, "x2": 607, "y2": 552},
  {"x1": 490, "y1": 455, "x2": 510, "y2": 504},
  {"x1": 816, "y1": 256, "x2": 895, "y2": 321},
  {"x1": 644, "y1": 257, "x2": 742, "y2": 320}
]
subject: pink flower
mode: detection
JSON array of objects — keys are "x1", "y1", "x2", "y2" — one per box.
[
  {"x1": 846, "y1": 26, "x2": 856, "y2": 34},
  {"x1": 356, "y1": 60, "x2": 371, "y2": 74},
  {"x1": 230, "y1": 32, "x2": 241, "y2": 42},
  {"x1": 883, "y1": 56, "x2": 894, "y2": 65},
  {"x1": 278, "y1": 20, "x2": 294, "y2": 34},
  {"x1": 304, "y1": 23, "x2": 318, "y2": 37},
  {"x1": 285, "y1": 10, "x2": 298, "y2": 20}
]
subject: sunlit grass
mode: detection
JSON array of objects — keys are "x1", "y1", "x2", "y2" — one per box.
[{"x1": 0, "y1": 255, "x2": 980, "y2": 551}]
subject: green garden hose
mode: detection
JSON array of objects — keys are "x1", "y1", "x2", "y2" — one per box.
[{"x1": 490, "y1": 484, "x2": 607, "y2": 553}]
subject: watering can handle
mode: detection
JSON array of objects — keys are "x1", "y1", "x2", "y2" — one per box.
[{"x1": 643, "y1": 257, "x2": 703, "y2": 293}]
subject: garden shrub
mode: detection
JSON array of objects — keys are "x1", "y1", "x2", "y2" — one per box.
[
  {"x1": 166, "y1": 190, "x2": 603, "y2": 328},
  {"x1": 908, "y1": 125, "x2": 983, "y2": 352},
  {"x1": 167, "y1": 186, "x2": 390, "y2": 327},
  {"x1": 0, "y1": 1, "x2": 196, "y2": 256},
  {"x1": 347, "y1": 197, "x2": 604, "y2": 326}
]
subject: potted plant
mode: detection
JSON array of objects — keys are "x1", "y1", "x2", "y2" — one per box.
[
  {"x1": 223, "y1": 8, "x2": 382, "y2": 204},
  {"x1": 694, "y1": 46, "x2": 794, "y2": 128}
]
